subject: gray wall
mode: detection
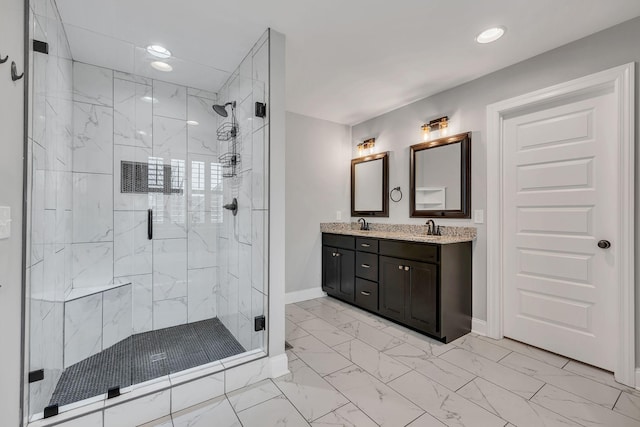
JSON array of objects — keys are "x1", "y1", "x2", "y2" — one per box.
[
  {"x1": 351, "y1": 17, "x2": 640, "y2": 357},
  {"x1": 285, "y1": 112, "x2": 351, "y2": 294},
  {"x1": 0, "y1": 0, "x2": 25, "y2": 424}
]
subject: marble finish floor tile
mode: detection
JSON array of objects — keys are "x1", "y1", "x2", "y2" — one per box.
[
  {"x1": 316, "y1": 297, "x2": 351, "y2": 311},
  {"x1": 614, "y1": 392, "x2": 640, "y2": 421},
  {"x1": 384, "y1": 343, "x2": 475, "y2": 391},
  {"x1": 310, "y1": 403, "x2": 378, "y2": 427},
  {"x1": 344, "y1": 305, "x2": 395, "y2": 330},
  {"x1": 339, "y1": 320, "x2": 403, "y2": 351},
  {"x1": 172, "y1": 396, "x2": 240, "y2": 427},
  {"x1": 406, "y1": 412, "x2": 447, "y2": 426},
  {"x1": 451, "y1": 334, "x2": 512, "y2": 362},
  {"x1": 325, "y1": 365, "x2": 425, "y2": 427},
  {"x1": 274, "y1": 359, "x2": 349, "y2": 421},
  {"x1": 388, "y1": 371, "x2": 506, "y2": 427},
  {"x1": 382, "y1": 323, "x2": 453, "y2": 356},
  {"x1": 306, "y1": 304, "x2": 357, "y2": 327},
  {"x1": 532, "y1": 384, "x2": 640, "y2": 427},
  {"x1": 457, "y1": 377, "x2": 581, "y2": 427},
  {"x1": 440, "y1": 348, "x2": 544, "y2": 399},
  {"x1": 286, "y1": 319, "x2": 310, "y2": 341},
  {"x1": 500, "y1": 352, "x2": 621, "y2": 408},
  {"x1": 478, "y1": 336, "x2": 569, "y2": 368},
  {"x1": 237, "y1": 395, "x2": 310, "y2": 427},
  {"x1": 297, "y1": 318, "x2": 353, "y2": 347},
  {"x1": 286, "y1": 304, "x2": 317, "y2": 324},
  {"x1": 140, "y1": 416, "x2": 174, "y2": 427},
  {"x1": 295, "y1": 299, "x2": 324, "y2": 310},
  {"x1": 162, "y1": 301, "x2": 640, "y2": 427},
  {"x1": 563, "y1": 360, "x2": 640, "y2": 396},
  {"x1": 334, "y1": 339, "x2": 411, "y2": 383},
  {"x1": 226, "y1": 378, "x2": 282, "y2": 412},
  {"x1": 288, "y1": 335, "x2": 352, "y2": 376}
]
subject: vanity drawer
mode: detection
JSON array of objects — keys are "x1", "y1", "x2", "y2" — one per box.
[
  {"x1": 356, "y1": 252, "x2": 378, "y2": 281},
  {"x1": 356, "y1": 238, "x2": 378, "y2": 253},
  {"x1": 322, "y1": 233, "x2": 355, "y2": 250},
  {"x1": 355, "y1": 278, "x2": 378, "y2": 312},
  {"x1": 379, "y1": 240, "x2": 438, "y2": 263}
]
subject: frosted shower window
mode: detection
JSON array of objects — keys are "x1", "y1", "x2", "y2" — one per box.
[
  {"x1": 192, "y1": 161, "x2": 205, "y2": 224},
  {"x1": 211, "y1": 162, "x2": 223, "y2": 223}
]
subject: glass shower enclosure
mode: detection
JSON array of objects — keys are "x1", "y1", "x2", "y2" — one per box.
[{"x1": 25, "y1": 0, "x2": 270, "y2": 420}]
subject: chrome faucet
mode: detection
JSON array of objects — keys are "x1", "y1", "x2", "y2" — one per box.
[
  {"x1": 358, "y1": 218, "x2": 370, "y2": 231},
  {"x1": 426, "y1": 220, "x2": 441, "y2": 236}
]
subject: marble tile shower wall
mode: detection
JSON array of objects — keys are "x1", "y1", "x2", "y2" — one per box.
[
  {"x1": 27, "y1": 0, "x2": 74, "y2": 414},
  {"x1": 216, "y1": 32, "x2": 269, "y2": 352},
  {"x1": 63, "y1": 64, "x2": 222, "y2": 366}
]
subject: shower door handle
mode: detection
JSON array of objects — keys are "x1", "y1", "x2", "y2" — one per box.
[{"x1": 148, "y1": 209, "x2": 153, "y2": 240}]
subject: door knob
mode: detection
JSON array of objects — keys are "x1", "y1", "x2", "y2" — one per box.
[{"x1": 597, "y1": 240, "x2": 611, "y2": 249}]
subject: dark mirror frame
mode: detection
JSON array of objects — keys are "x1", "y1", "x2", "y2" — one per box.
[
  {"x1": 410, "y1": 132, "x2": 471, "y2": 218},
  {"x1": 351, "y1": 151, "x2": 389, "y2": 217}
]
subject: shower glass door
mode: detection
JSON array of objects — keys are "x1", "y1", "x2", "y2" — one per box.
[{"x1": 26, "y1": 1, "x2": 269, "y2": 419}]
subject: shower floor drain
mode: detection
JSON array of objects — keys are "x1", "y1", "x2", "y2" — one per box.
[{"x1": 150, "y1": 352, "x2": 167, "y2": 363}]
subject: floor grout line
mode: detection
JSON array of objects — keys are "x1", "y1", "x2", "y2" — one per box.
[{"x1": 611, "y1": 389, "x2": 623, "y2": 410}]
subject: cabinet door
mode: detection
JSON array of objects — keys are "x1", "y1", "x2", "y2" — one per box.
[
  {"x1": 406, "y1": 260, "x2": 438, "y2": 334},
  {"x1": 338, "y1": 249, "x2": 355, "y2": 301},
  {"x1": 322, "y1": 246, "x2": 339, "y2": 294},
  {"x1": 379, "y1": 256, "x2": 407, "y2": 321}
]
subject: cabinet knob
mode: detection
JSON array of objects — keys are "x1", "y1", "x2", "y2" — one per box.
[
  {"x1": 398, "y1": 265, "x2": 403, "y2": 270},
  {"x1": 335, "y1": 252, "x2": 341, "y2": 257},
  {"x1": 404, "y1": 266, "x2": 410, "y2": 271}
]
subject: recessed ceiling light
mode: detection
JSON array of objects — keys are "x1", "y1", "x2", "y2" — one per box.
[
  {"x1": 151, "y1": 61, "x2": 173, "y2": 72},
  {"x1": 476, "y1": 26, "x2": 506, "y2": 44},
  {"x1": 141, "y1": 96, "x2": 158, "y2": 104},
  {"x1": 146, "y1": 45, "x2": 171, "y2": 59},
  {"x1": 186, "y1": 120, "x2": 199, "y2": 126}
]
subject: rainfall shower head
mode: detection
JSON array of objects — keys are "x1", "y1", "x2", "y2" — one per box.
[{"x1": 212, "y1": 101, "x2": 236, "y2": 117}]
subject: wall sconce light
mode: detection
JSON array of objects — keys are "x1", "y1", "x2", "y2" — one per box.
[
  {"x1": 357, "y1": 138, "x2": 376, "y2": 155},
  {"x1": 421, "y1": 116, "x2": 449, "y2": 141}
]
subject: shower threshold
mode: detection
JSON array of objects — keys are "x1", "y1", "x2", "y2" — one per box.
[{"x1": 50, "y1": 318, "x2": 245, "y2": 407}]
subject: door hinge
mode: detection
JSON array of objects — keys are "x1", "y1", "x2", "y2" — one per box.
[
  {"x1": 255, "y1": 102, "x2": 267, "y2": 118},
  {"x1": 44, "y1": 404, "x2": 58, "y2": 419},
  {"x1": 107, "y1": 386, "x2": 121, "y2": 399},
  {"x1": 28, "y1": 369, "x2": 44, "y2": 383},
  {"x1": 33, "y1": 40, "x2": 49, "y2": 55},
  {"x1": 254, "y1": 315, "x2": 266, "y2": 331}
]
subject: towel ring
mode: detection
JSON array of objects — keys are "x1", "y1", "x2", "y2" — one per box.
[
  {"x1": 0, "y1": 53, "x2": 8, "y2": 64},
  {"x1": 390, "y1": 186, "x2": 402, "y2": 202}
]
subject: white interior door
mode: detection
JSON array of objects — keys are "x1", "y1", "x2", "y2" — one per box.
[{"x1": 502, "y1": 87, "x2": 618, "y2": 370}]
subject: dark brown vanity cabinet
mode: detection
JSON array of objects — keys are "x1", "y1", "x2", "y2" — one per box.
[
  {"x1": 322, "y1": 232, "x2": 472, "y2": 343},
  {"x1": 322, "y1": 235, "x2": 356, "y2": 301},
  {"x1": 379, "y1": 256, "x2": 438, "y2": 334}
]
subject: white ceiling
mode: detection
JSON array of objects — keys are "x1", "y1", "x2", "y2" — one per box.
[{"x1": 55, "y1": 0, "x2": 640, "y2": 125}]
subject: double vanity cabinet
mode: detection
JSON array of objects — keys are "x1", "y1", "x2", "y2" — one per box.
[{"x1": 322, "y1": 231, "x2": 472, "y2": 343}]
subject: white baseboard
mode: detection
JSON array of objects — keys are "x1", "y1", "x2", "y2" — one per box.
[
  {"x1": 472, "y1": 318, "x2": 487, "y2": 336},
  {"x1": 269, "y1": 353, "x2": 290, "y2": 379},
  {"x1": 285, "y1": 287, "x2": 326, "y2": 304}
]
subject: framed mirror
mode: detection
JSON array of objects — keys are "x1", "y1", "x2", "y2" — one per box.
[
  {"x1": 351, "y1": 152, "x2": 389, "y2": 217},
  {"x1": 410, "y1": 132, "x2": 471, "y2": 218}
]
